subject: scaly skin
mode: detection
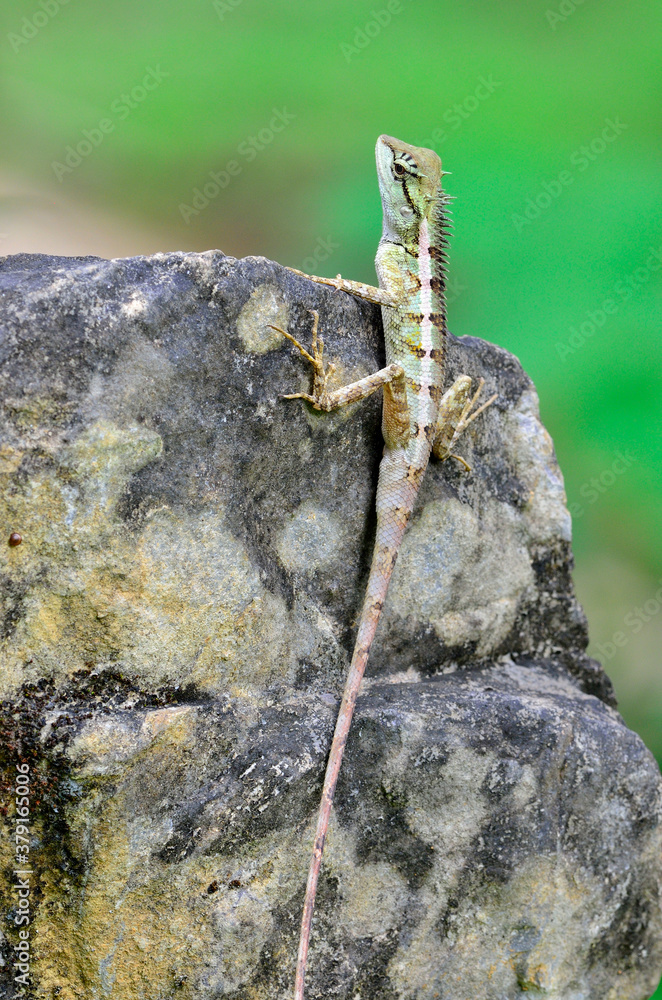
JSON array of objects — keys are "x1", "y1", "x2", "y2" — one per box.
[{"x1": 274, "y1": 135, "x2": 495, "y2": 1000}]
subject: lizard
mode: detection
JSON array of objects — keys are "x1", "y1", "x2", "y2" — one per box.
[{"x1": 269, "y1": 134, "x2": 496, "y2": 1000}]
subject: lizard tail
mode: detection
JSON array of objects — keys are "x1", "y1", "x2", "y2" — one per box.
[{"x1": 294, "y1": 452, "x2": 418, "y2": 999}]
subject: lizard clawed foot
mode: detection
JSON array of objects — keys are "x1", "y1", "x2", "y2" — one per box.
[
  {"x1": 449, "y1": 452, "x2": 472, "y2": 473},
  {"x1": 456, "y1": 377, "x2": 498, "y2": 436},
  {"x1": 450, "y1": 378, "x2": 498, "y2": 470},
  {"x1": 271, "y1": 310, "x2": 336, "y2": 410},
  {"x1": 434, "y1": 377, "x2": 498, "y2": 469}
]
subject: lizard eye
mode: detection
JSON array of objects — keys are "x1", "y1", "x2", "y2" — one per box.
[{"x1": 392, "y1": 161, "x2": 407, "y2": 177}]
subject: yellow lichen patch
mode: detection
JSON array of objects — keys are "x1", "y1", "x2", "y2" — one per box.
[
  {"x1": 0, "y1": 418, "x2": 293, "y2": 698},
  {"x1": 117, "y1": 507, "x2": 292, "y2": 694},
  {"x1": 33, "y1": 711, "x2": 208, "y2": 998},
  {"x1": 33, "y1": 822, "x2": 214, "y2": 998},
  {"x1": 236, "y1": 283, "x2": 290, "y2": 353},
  {"x1": 3, "y1": 393, "x2": 76, "y2": 429},
  {"x1": 388, "y1": 855, "x2": 613, "y2": 1000},
  {"x1": 31, "y1": 710, "x2": 311, "y2": 999},
  {"x1": 337, "y1": 859, "x2": 409, "y2": 939},
  {"x1": 276, "y1": 500, "x2": 343, "y2": 574},
  {"x1": 0, "y1": 420, "x2": 162, "y2": 695},
  {"x1": 0, "y1": 473, "x2": 71, "y2": 565},
  {"x1": 30, "y1": 591, "x2": 117, "y2": 658},
  {"x1": 0, "y1": 444, "x2": 23, "y2": 474},
  {"x1": 64, "y1": 418, "x2": 164, "y2": 512}
]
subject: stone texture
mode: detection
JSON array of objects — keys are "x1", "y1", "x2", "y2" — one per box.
[{"x1": 0, "y1": 250, "x2": 660, "y2": 999}]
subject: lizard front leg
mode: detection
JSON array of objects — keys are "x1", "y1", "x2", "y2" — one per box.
[
  {"x1": 286, "y1": 267, "x2": 398, "y2": 308},
  {"x1": 433, "y1": 375, "x2": 497, "y2": 469},
  {"x1": 272, "y1": 310, "x2": 411, "y2": 447},
  {"x1": 287, "y1": 246, "x2": 415, "y2": 311}
]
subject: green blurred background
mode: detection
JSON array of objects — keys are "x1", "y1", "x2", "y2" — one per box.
[{"x1": 0, "y1": 0, "x2": 660, "y2": 988}]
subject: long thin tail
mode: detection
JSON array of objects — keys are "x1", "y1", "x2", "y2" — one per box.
[{"x1": 293, "y1": 504, "x2": 410, "y2": 1000}]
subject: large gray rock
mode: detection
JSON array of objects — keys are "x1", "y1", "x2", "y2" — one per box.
[{"x1": 0, "y1": 251, "x2": 660, "y2": 999}]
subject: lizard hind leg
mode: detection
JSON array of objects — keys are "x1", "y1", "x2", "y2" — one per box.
[{"x1": 433, "y1": 375, "x2": 497, "y2": 468}]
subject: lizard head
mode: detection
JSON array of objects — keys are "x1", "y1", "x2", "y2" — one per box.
[{"x1": 375, "y1": 135, "x2": 443, "y2": 243}]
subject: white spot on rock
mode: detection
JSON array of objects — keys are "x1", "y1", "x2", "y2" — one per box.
[
  {"x1": 503, "y1": 387, "x2": 572, "y2": 545},
  {"x1": 120, "y1": 293, "x2": 148, "y2": 317},
  {"x1": 236, "y1": 283, "x2": 289, "y2": 353},
  {"x1": 277, "y1": 501, "x2": 342, "y2": 573},
  {"x1": 388, "y1": 496, "x2": 535, "y2": 656}
]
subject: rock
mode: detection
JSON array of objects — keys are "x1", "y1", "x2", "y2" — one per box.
[{"x1": 0, "y1": 251, "x2": 660, "y2": 999}]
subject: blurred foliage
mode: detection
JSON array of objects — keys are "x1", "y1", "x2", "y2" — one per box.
[{"x1": 0, "y1": 0, "x2": 660, "y2": 939}]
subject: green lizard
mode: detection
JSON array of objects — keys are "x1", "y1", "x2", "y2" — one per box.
[{"x1": 271, "y1": 134, "x2": 496, "y2": 1000}]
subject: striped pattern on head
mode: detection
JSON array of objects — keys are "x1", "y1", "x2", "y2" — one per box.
[{"x1": 375, "y1": 134, "x2": 444, "y2": 248}]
